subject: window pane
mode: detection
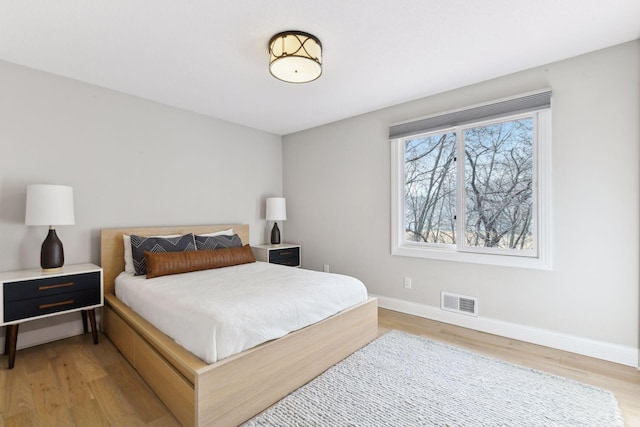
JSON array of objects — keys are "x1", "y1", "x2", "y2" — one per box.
[
  {"x1": 404, "y1": 132, "x2": 457, "y2": 244},
  {"x1": 463, "y1": 118, "x2": 534, "y2": 250}
]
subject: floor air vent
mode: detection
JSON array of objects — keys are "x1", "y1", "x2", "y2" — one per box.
[{"x1": 441, "y1": 292, "x2": 478, "y2": 316}]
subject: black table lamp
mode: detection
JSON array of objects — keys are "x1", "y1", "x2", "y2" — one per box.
[
  {"x1": 25, "y1": 184, "x2": 75, "y2": 272},
  {"x1": 266, "y1": 197, "x2": 286, "y2": 244}
]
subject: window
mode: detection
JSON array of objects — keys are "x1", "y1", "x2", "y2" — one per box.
[{"x1": 390, "y1": 91, "x2": 552, "y2": 269}]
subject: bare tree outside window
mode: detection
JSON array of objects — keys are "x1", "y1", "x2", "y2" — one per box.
[
  {"x1": 403, "y1": 117, "x2": 535, "y2": 253},
  {"x1": 464, "y1": 118, "x2": 534, "y2": 250},
  {"x1": 404, "y1": 132, "x2": 456, "y2": 244}
]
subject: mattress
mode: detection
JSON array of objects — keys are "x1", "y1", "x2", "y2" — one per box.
[{"x1": 115, "y1": 261, "x2": 368, "y2": 363}]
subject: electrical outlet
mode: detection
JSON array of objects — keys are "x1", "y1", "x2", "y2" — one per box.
[
  {"x1": 403, "y1": 277, "x2": 412, "y2": 289},
  {"x1": 323, "y1": 264, "x2": 330, "y2": 273}
]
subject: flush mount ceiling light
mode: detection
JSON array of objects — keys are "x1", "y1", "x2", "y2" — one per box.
[{"x1": 269, "y1": 31, "x2": 322, "y2": 83}]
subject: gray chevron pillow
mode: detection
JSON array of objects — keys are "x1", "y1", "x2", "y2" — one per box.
[
  {"x1": 131, "y1": 233, "x2": 196, "y2": 275},
  {"x1": 195, "y1": 233, "x2": 243, "y2": 251}
]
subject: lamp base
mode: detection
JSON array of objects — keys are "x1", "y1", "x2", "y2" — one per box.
[
  {"x1": 270, "y1": 222, "x2": 281, "y2": 245},
  {"x1": 41, "y1": 227, "x2": 65, "y2": 271}
]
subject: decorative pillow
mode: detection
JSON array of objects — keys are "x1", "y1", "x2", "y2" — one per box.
[
  {"x1": 131, "y1": 233, "x2": 196, "y2": 275},
  {"x1": 123, "y1": 233, "x2": 180, "y2": 274},
  {"x1": 145, "y1": 245, "x2": 256, "y2": 279},
  {"x1": 196, "y1": 228, "x2": 234, "y2": 237},
  {"x1": 195, "y1": 233, "x2": 243, "y2": 251}
]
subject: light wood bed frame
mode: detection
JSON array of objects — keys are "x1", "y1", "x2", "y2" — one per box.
[{"x1": 100, "y1": 224, "x2": 378, "y2": 426}]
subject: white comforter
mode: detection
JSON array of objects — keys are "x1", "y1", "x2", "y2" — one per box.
[{"x1": 115, "y1": 261, "x2": 368, "y2": 364}]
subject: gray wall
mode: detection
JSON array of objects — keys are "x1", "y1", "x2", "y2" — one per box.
[
  {"x1": 0, "y1": 60, "x2": 282, "y2": 346},
  {"x1": 283, "y1": 41, "x2": 639, "y2": 362}
]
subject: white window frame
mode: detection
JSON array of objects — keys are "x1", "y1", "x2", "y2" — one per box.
[{"x1": 391, "y1": 99, "x2": 552, "y2": 270}]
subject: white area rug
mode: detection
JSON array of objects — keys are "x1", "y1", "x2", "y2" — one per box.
[{"x1": 244, "y1": 330, "x2": 623, "y2": 426}]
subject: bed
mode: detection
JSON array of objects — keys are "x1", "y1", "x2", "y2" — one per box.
[{"x1": 100, "y1": 224, "x2": 378, "y2": 426}]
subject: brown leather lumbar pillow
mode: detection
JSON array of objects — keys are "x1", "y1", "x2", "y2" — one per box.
[{"x1": 144, "y1": 244, "x2": 256, "y2": 279}]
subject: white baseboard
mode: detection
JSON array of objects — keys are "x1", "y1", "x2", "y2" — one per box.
[{"x1": 373, "y1": 294, "x2": 639, "y2": 368}]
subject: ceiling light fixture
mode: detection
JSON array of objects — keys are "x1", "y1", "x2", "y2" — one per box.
[{"x1": 269, "y1": 31, "x2": 322, "y2": 83}]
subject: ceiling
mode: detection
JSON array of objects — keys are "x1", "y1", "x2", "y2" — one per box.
[{"x1": 1, "y1": 1, "x2": 638, "y2": 136}]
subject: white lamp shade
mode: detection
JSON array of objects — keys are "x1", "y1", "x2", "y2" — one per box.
[
  {"x1": 25, "y1": 184, "x2": 75, "y2": 226},
  {"x1": 266, "y1": 197, "x2": 287, "y2": 221}
]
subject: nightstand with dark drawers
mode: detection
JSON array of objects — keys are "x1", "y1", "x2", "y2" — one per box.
[
  {"x1": 252, "y1": 244, "x2": 301, "y2": 267},
  {"x1": 0, "y1": 263, "x2": 103, "y2": 369}
]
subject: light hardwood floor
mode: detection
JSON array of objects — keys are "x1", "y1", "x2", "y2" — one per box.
[
  {"x1": 0, "y1": 331, "x2": 180, "y2": 426},
  {"x1": 1, "y1": 308, "x2": 638, "y2": 426}
]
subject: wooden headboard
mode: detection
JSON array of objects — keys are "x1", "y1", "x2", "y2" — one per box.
[{"x1": 100, "y1": 224, "x2": 250, "y2": 295}]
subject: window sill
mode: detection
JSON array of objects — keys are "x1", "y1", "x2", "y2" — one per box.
[{"x1": 392, "y1": 244, "x2": 552, "y2": 270}]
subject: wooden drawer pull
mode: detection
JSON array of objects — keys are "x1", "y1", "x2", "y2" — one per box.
[
  {"x1": 278, "y1": 251, "x2": 293, "y2": 256},
  {"x1": 38, "y1": 282, "x2": 74, "y2": 291},
  {"x1": 39, "y1": 300, "x2": 75, "y2": 310}
]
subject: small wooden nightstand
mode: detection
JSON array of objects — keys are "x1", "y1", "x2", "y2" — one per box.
[
  {"x1": 252, "y1": 244, "x2": 301, "y2": 267},
  {"x1": 0, "y1": 263, "x2": 103, "y2": 369}
]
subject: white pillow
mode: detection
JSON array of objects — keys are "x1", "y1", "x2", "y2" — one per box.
[
  {"x1": 123, "y1": 233, "x2": 180, "y2": 274},
  {"x1": 196, "y1": 228, "x2": 234, "y2": 238},
  {"x1": 122, "y1": 229, "x2": 234, "y2": 274}
]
